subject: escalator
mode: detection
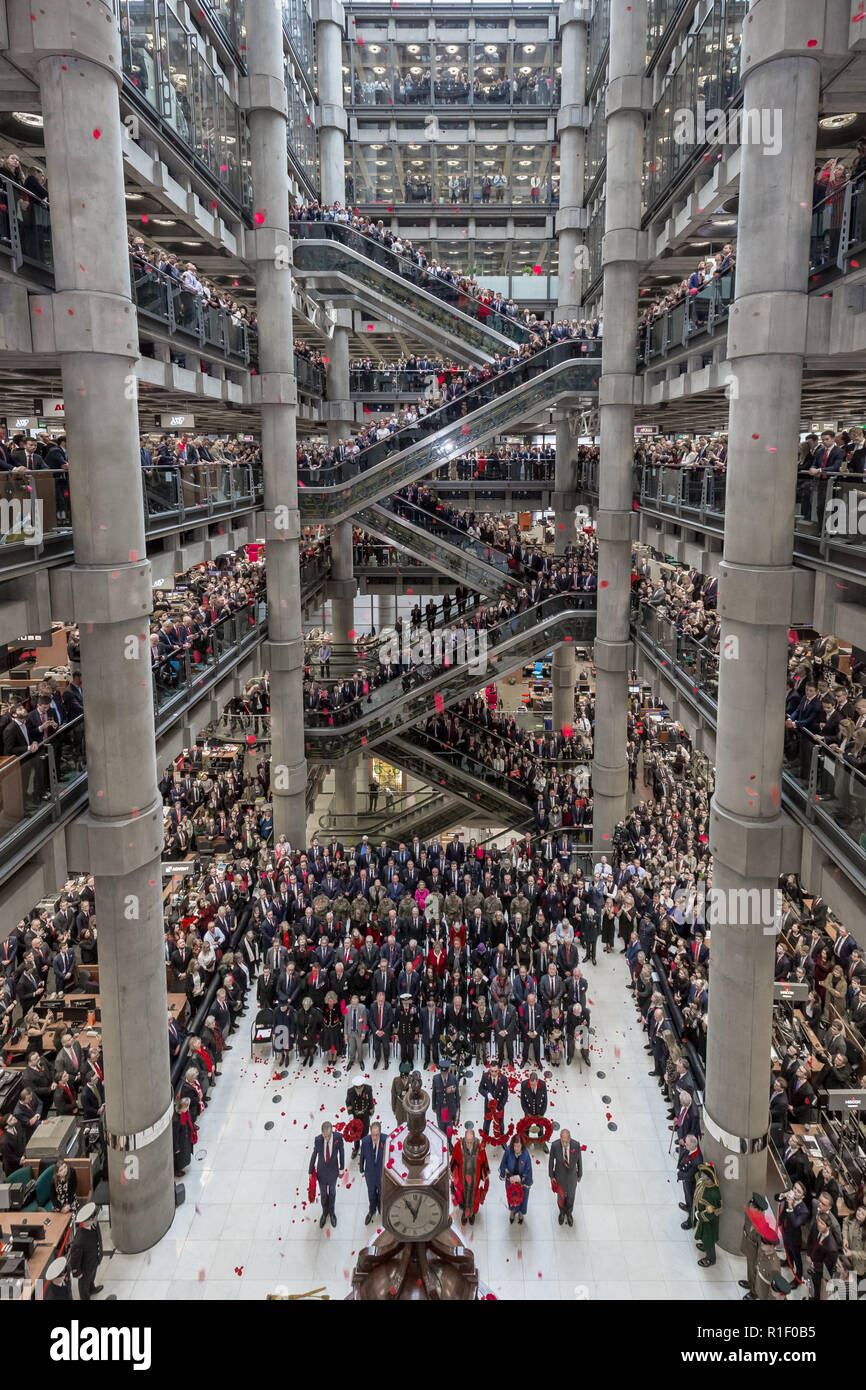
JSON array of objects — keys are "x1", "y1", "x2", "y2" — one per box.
[
  {"x1": 291, "y1": 221, "x2": 534, "y2": 363},
  {"x1": 378, "y1": 733, "x2": 536, "y2": 829},
  {"x1": 317, "y1": 790, "x2": 462, "y2": 846},
  {"x1": 303, "y1": 591, "x2": 596, "y2": 759},
  {"x1": 298, "y1": 340, "x2": 600, "y2": 523},
  {"x1": 355, "y1": 495, "x2": 528, "y2": 595}
]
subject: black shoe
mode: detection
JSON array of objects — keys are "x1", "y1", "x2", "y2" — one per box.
[
  {"x1": 330, "y1": 1213, "x2": 337, "y2": 1228},
  {"x1": 566, "y1": 1214, "x2": 573, "y2": 1227},
  {"x1": 678, "y1": 1203, "x2": 689, "y2": 1211},
  {"x1": 319, "y1": 1213, "x2": 327, "y2": 1228},
  {"x1": 697, "y1": 1256, "x2": 715, "y2": 1267},
  {"x1": 223, "y1": 1045, "x2": 233, "y2": 1051},
  {"x1": 509, "y1": 1212, "x2": 516, "y2": 1224},
  {"x1": 647, "y1": 1071, "x2": 657, "y2": 1077},
  {"x1": 365, "y1": 1210, "x2": 374, "y2": 1224},
  {"x1": 373, "y1": 1060, "x2": 379, "y2": 1070},
  {"x1": 738, "y1": 1279, "x2": 751, "y2": 1290},
  {"x1": 352, "y1": 1146, "x2": 359, "y2": 1159},
  {"x1": 559, "y1": 1212, "x2": 565, "y2": 1225},
  {"x1": 469, "y1": 1214, "x2": 475, "y2": 1225},
  {"x1": 681, "y1": 1220, "x2": 693, "y2": 1230},
  {"x1": 91, "y1": 1285, "x2": 103, "y2": 1296}
]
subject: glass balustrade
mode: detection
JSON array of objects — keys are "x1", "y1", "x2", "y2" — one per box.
[
  {"x1": 303, "y1": 593, "x2": 597, "y2": 755},
  {"x1": 298, "y1": 341, "x2": 600, "y2": 516},
  {"x1": 289, "y1": 220, "x2": 535, "y2": 347},
  {"x1": 359, "y1": 497, "x2": 521, "y2": 588}
]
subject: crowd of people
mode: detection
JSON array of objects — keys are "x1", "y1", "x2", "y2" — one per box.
[
  {"x1": 150, "y1": 547, "x2": 267, "y2": 692},
  {"x1": 291, "y1": 200, "x2": 603, "y2": 341},
  {"x1": 637, "y1": 244, "x2": 736, "y2": 344}
]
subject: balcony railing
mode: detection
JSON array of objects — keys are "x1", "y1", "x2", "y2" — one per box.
[
  {"x1": 633, "y1": 599, "x2": 866, "y2": 888},
  {"x1": 635, "y1": 272, "x2": 735, "y2": 367},
  {"x1": 0, "y1": 464, "x2": 264, "y2": 576}
]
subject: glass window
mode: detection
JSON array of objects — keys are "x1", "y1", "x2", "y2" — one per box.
[
  {"x1": 353, "y1": 33, "x2": 392, "y2": 106},
  {"x1": 696, "y1": 5, "x2": 722, "y2": 115},
  {"x1": 435, "y1": 145, "x2": 470, "y2": 205},
  {"x1": 121, "y1": 0, "x2": 159, "y2": 108},
  {"x1": 342, "y1": 42, "x2": 353, "y2": 104},
  {"x1": 512, "y1": 144, "x2": 553, "y2": 205},
  {"x1": 239, "y1": 113, "x2": 253, "y2": 211},
  {"x1": 474, "y1": 143, "x2": 509, "y2": 204},
  {"x1": 159, "y1": 4, "x2": 192, "y2": 145},
  {"x1": 723, "y1": 0, "x2": 746, "y2": 104},
  {"x1": 394, "y1": 42, "x2": 431, "y2": 105},
  {"x1": 216, "y1": 81, "x2": 240, "y2": 197},
  {"x1": 191, "y1": 48, "x2": 218, "y2": 174},
  {"x1": 345, "y1": 152, "x2": 355, "y2": 205},
  {"x1": 398, "y1": 144, "x2": 432, "y2": 203},
  {"x1": 513, "y1": 40, "x2": 553, "y2": 106},
  {"x1": 434, "y1": 44, "x2": 470, "y2": 105},
  {"x1": 473, "y1": 41, "x2": 510, "y2": 106},
  {"x1": 353, "y1": 145, "x2": 395, "y2": 204}
]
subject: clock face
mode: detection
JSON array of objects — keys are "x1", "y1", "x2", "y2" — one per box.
[{"x1": 387, "y1": 1190, "x2": 444, "y2": 1241}]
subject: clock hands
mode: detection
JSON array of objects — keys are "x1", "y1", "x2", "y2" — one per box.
[{"x1": 406, "y1": 1194, "x2": 422, "y2": 1222}]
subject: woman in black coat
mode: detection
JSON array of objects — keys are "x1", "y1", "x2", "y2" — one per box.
[
  {"x1": 172, "y1": 1098, "x2": 197, "y2": 1175},
  {"x1": 296, "y1": 997, "x2": 322, "y2": 1066}
]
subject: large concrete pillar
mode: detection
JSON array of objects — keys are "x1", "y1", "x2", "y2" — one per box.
[
  {"x1": 704, "y1": 0, "x2": 821, "y2": 1251},
  {"x1": 315, "y1": 0, "x2": 348, "y2": 208},
  {"x1": 591, "y1": 1, "x2": 647, "y2": 852},
  {"x1": 551, "y1": 2, "x2": 589, "y2": 735},
  {"x1": 8, "y1": 0, "x2": 174, "y2": 1250},
  {"x1": 556, "y1": 1, "x2": 589, "y2": 319},
  {"x1": 552, "y1": 414, "x2": 576, "y2": 735},
  {"x1": 247, "y1": 0, "x2": 307, "y2": 846}
]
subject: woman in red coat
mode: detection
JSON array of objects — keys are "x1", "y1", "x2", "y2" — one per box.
[
  {"x1": 427, "y1": 939, "x2": 447, "y2": 979},
  {"x1": 450, "y1": 1122, "x2": 490, "y2": 1227}
]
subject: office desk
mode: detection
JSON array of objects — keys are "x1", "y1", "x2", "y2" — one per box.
[{"x1": 0, "y1": 1211, "x2": 71, "y2": 1299}]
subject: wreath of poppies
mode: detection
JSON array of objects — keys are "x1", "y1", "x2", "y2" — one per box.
[
  {"x1": 515, "y1": 1115, "x2": 554, "y2": 1144},
  {"x1": 307, "y1": 1171, "x2": 317, "y2": 1203},
  {"x1": 505, "y1": 1180, "x2": 525, "y2": 1209},
  {"x1": 480, "y1": 1100, "x2": 514, "y2": 1148},
  {"x1": 343, "y1": 1118, "x2": 364, "y2": 1144}
]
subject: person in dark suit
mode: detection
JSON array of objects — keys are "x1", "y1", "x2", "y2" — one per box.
[
  {"x1": 479, "y1": 1061, "x2": 509, "y2": 1136},
  {"x1": 431, "y1": 1060, "x2": 460, "y2": 1150},
  {"x1": 518, "y1": 993, "x2": 544, "y2": 1067},
  {"x1": 368, "y1": 991, "x2": 394, "y2": 1069},
  {"x1": 548, "y1": 1127, "x2": 582, "y2": 1226},
  {"x1": 520, "y1": 1070, "x2": 548, "y2": 1139},
  {"x1": 70, "y1": 1202, "x2": 103, "y2": 1300},
  {"x1": 420, "y1": 997, "x2": 443, "y2": 1068},
  {"x1": 777, "y1": 1180, "x2": 810, "y2": 1280},
  {"x1": 788, "y1": 1064, "x2": 816, "y2": 1123},
  {"x1": 345, "y1": 1076, "x2": 375, "y2": 1159},
  {"x1": 309, "y1": 1121, "x2": 345, "y2": 1228},
  {"x1": 359, "y1": 1121, "x2": 387, "y2": 1224}
]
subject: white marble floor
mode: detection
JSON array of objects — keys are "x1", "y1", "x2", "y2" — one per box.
[{"x1": 97, "y1": 946, "x2": 750, "y2": 1302}]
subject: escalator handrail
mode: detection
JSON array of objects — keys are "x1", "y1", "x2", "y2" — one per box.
[
  {"x1": 300, "y1": 340, "x2": 597, "y2": 490},
  {"x1": 289, "y1": 218, "x2": 535, "y2": 342}
]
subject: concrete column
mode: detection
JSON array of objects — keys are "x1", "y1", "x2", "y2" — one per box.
[
  {"x1": 334, "y1": 758, "x2": 358, "y2": 817},
  {"x1": 9, "y1": 0, "x2": 174, "y2": 1251},
  {"x1": 377, "y1": 592, "x2": 397, "y2": 634},
  {"x1": 247, "y1": 0, "x2": 307, "y2": 846},
  {"x1": 556, "y1": 1, "x2": 589, "y2": 319},
  {"x1": 330, "y1": 518, "x2": 357, "y2": 648},
  {"x1": 552, "y1": 415, "x2": 576, "y2": 734},
  {"x1": 315, "y1": 0, "x2": 348, "y2": 208},
  {"x1": 704, "y1": 0, "x2": 820, "y2": 1251},
  {"x1": 591, "y1": 1, "x2": 647, "y2": 853}
]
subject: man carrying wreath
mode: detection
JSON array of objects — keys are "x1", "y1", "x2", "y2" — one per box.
[
  {"x1": 519, "y1": 1069, "x2": 549, "y2": 1151},
  {"x1": 345, "y1": 1074, "x2": 375, "y2": 1159}
]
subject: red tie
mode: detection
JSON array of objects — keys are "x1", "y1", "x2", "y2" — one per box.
[
  {"x1": 325, "y1": 1141, "x2": 330, "y2": 1163},
  {"x1": 379, "y1": 1007, "x2": 383, "y2": 1028}
]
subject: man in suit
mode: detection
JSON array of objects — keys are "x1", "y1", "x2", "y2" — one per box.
[
  {"x1": 344, "y1": 993, "x2": 367, "y2": 1070},
  {"x1": 309, "y1": 1121, "x2": 345, "y2": 1228},
  {"x1": 548, "y1": 1126, "x2": 582, "y2": 1226},
  {"x1": 54, "y1": 1031, "x2": 84, "y2": 1082},
  {"x1": 345, "y1": 1075, "x2": 375, "y2": 1159},
  {"x1": 479, "y1": 1060, "x2": 509, "y2": 1136},
  {"x1": 432, "y1": 1059, "x2": 460, "y2": 1151},
  {"x1": 359, "y1": 1121, "x2": 387, "y2": 1224},
  {"x1": 518, "y1": 993, "x2": 544, "y2": 1067},
  {"x1": 492, "y1": 997, "x2": 518, "y2": 1065},
  {"x1": 520, "y1": 1069, "x2": 548, "y2": 1138},
  {"x1": 420, "y1": 997, "x2": 443, "y2": 1068},
  {"x1": 368, "y1": 990, "x2": 394, "y2": 1069},
  {"x1": 70, "y1": 1202, "x2": 103, "y2": 1300}
]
